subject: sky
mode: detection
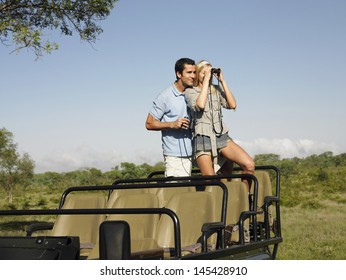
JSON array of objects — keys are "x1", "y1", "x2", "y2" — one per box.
[{"x1": 1, "y1": 0, "x2": 345, "y2": 173}]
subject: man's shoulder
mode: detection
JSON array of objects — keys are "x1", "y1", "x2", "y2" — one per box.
[
  {"x1": 161, "y1": 84, "x2": 175, "y2": 95},
  {"x1": 156, "y1": 84, "x2": 178, "y2": 101},
  {"x1": 155, "y1": 84, "x2": 173, "y2": 97}
]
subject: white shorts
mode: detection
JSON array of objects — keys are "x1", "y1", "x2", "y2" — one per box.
[{"x1": 164, "y1": 156, "x2": 192, "y2": 177}]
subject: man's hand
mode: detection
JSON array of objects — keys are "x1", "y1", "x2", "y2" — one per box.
[{"x1": 173, "y1": 117, "x2": 190, "y2": 129}]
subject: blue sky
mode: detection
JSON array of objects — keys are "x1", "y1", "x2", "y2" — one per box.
[{"x1": 1, "y1": 0, "x2": 345, "y2": 173}]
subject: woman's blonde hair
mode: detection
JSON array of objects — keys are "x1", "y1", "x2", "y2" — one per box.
[{"x1": 194, "y1": 60, "x2": 212, "y2": 87}]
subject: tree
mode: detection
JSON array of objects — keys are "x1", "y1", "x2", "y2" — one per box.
[
  {"x1": 254, "y1": 153, "x2": 281, "y2": 165},
  {"x1": 0, "y1": 0, "x2": 118, "y2": 58},
  {"x1": 0, "y1": 128, "x2": 35, "y2": 203}
]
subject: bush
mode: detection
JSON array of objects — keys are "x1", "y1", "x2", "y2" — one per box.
[
  {"x1": 37, "y1": 198, "x2": 47, "y2": 207},
  {"x1": 301, "y1": 199, "x2": 324, "y2": 210},
  {"x1": 22, "y1": 201, "x2": 30, "y2": 209}
]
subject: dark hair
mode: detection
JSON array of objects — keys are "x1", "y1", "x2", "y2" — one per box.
[{"x1": 175, "y1": 58, "x2": 195, "y2": 80}]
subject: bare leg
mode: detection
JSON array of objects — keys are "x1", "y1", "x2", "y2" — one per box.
[
  {"x1": 220, "y1": 141, "x2": 255, "y2": 191},
  {"x1": 196, "y1": 154, "x2": 215, "y2": 176}
]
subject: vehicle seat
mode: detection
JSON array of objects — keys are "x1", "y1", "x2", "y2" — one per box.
[
  {"x1": 253, "y1": 170, "x2": 273, "y2": 223},
  {"x1": 88, "y1": 192, "x2": 160, "y2": 259},
  {"x1": 51, "y1": 193, "x2": 107, "y2": 257},
  {"x1": 206, "y1": 180, "x2": 250, "y2": 245},
  {"x1": 154, "y1": 191, "x2": 216, "y2": 255},
  {"x1": 148, "y1": 186, "x2": 196, "y2": 207}
]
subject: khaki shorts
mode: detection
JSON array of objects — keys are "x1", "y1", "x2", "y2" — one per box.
[
  {"x1": 164, "y1": 156, "x2": 192, "y2": 177},
  {"x1": 194, "y1": 134, "x2": 232, "y2": 173}
]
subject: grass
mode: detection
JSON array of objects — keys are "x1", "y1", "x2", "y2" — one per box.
[
  {"x1": 0, "y1": 187, "x2": 58, "y2": 237},
  {"x1": 277, "y1": 201, "x2": 346, "y2": 260}
]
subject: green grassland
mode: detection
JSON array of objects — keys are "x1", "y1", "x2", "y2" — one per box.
[{"x1": 278, "y1": 202, "x2": 346, "y2": 259}]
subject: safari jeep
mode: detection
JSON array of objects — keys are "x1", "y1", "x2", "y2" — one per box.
[{"x1": 0, "y1": 166, "x2": 282, "y2": 260}]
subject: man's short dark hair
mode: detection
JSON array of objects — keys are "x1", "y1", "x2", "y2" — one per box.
[{"x1": 175, "y1": 58, "x2": 195, "y2": 79}]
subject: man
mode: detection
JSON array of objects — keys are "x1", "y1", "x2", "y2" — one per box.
[{"x1": 146, "y1": 58, "x2": 196, "y2": 177}]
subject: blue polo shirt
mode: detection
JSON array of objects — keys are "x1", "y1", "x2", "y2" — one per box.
[{"x1": 149, "y1": 84, "x2": 192, "y2": 157}]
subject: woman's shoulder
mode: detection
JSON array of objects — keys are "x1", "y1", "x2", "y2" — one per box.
[
  {"x1": 186, "y1": 86, "x2": 200, "y2": 91},
  {"x1": 184, "y1": 86, "x2": 200, "y2": 95}
]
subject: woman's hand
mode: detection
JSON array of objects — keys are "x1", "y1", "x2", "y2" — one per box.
[
  {"x1": 215, "y1": 68, "x2": 225, "y2": 83},
  {"x1": 203, "y1": 66, "x2": 212, "y2": 84}
]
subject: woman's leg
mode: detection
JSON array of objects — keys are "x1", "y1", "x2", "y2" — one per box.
[
  {"x1": 220, "y1": 141, "x2": 255, "y2": 190},
  {"x1": 196, "y1": 154, "x2": 215, "y2": 176}
]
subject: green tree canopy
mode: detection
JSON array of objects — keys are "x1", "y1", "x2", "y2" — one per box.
[
  {"x1": 0, "y1": 127, "x2": 35, "y2": 203},
  {"x1": 0, "y1": 0, "x2": 118, "y2": 58},
  {"x1": 254, "y1": 153, "x2": 281, "y2": 165}
]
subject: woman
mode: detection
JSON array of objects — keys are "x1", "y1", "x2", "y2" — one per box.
[{"x1": 184, "y1": 60, "x2": 255, "y2": 189}]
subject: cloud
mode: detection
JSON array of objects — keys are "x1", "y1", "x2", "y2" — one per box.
[
  {"x1": 34, "y1": 145, "x2": 163, "y2": 173},
  {"x1": 34, "y1": 138, "x2": 343, "y2": 173},
  {"x1": 35, "y1": 146, "x2": 124, "y2": 173},
  {"x1": 236, "y1": 138, "x2": 342, "y2": 159}
]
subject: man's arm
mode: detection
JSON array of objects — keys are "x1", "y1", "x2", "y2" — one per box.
[{"x1": 145, "y1": 113, "x2": 189, "y2": 130}]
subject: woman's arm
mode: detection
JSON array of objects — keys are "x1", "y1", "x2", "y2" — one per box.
[
  {"x1": 219, "y1": 70, "x2": 237, "y2": 109},
  {"x1": 196, "y1": 67, "x2": 212, "y2": 110}
]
